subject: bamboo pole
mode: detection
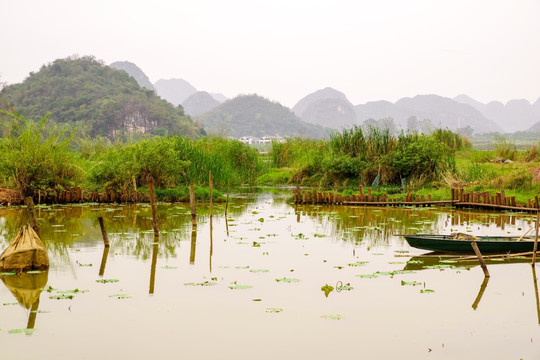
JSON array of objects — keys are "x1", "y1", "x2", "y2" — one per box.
[
  {"x1": 189, "y1": 184, "x2": 197, "y2": 227},
  {"x1": 471, "y1": 242, "x2": 490, "y2": 277},
  {"x1": 533, "y1": 211, "x2": 539, "y2": 265},
  {"x1": 209, "y1": 171, "x2": 213, "y2": 219},
  {"x1": 517, "y1": 227, "x2": 533, "y2": 241},
  {"x1": 98, "y1": 216, "x2": 110, "y2": 247},
  {"x1": 148, "y1": 178, "x2": 160, "y2": 238}
]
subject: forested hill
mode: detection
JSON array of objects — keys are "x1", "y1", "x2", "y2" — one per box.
[
  {"x1": 0, "y1": 56, "x2": 202, "y2": 138},
  {"x1": 196, "y1": 94, "x2": 330, "y2": 138}
]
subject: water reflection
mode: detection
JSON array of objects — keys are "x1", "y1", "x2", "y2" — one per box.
[
  {"x1": 533, "y1": 265, "x2": 540, "y2": 324},
  {"x1": 0, "y1": 271, "x2": 48, "y2": 330},
  {"x1": 98, "y1": 246, "x2": 110, "y2": 277},
  {"x1": 472, "y1": 276, "x2": 490, "y2": 310},
  {"x1": 149, "y1": 240, "x2": 159, "y2": 294}
]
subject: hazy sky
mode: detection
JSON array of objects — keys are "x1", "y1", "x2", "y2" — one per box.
[{"x1": 2, "y1": 0, "x2": 540, "y2": 107}]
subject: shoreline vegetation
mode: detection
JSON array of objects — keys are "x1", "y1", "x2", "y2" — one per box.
[{"x1": 0, "y1": 109, "x2": 540, "y2": 207}]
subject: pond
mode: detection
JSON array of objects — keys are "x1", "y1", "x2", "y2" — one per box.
[{"x1": 1, "y1": 190, "x2": 539, "y2": 359}]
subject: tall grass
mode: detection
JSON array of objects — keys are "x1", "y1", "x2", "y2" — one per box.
[
  {"x1": 271, "y1": 126, "x2": 457, "y2": 187},
  {"x1": 431, "y1": 129, "x2": 471, "y2": 150},
  {"x1": 89, "y1": 136, "x2": 264, "y2": 192},
  {"x1": 0, "y1": 110, "x2": 79, "y2": 196}
]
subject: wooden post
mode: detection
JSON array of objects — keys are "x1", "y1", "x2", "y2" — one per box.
[
  {"x1": 471, "y1": 242, "x2": 490, "y2": 277},
  {"x1": 189, "y1": 184, "x2": 197, "y2": 227},
  {"x1": 25, "y1": 197, "x2": 40, "y2": 236},
  {"x1": 225, "y1": 194, "x2": 229, "y2": 217},
  {"x1": 533, "y1": 211, "x2": 539, "y2": 265},
  {"x1": 359, "y1": 185, "x2": 364, "y2": 201},
  {"x1": 148, "y1": 178, "x2": 160, "y2": 238},
  {"x1": 132, "y1": 176, "x2": 137, "y2": 203},
  {"x1": 209, "y1": 171, "x2": 213, "y2": 218},
  {"x1": 368, "y1": 188, "x2": 372, "y2": 202},
  {"x1": 98, "y1": 216, "x2": 110, "y2": 247}
]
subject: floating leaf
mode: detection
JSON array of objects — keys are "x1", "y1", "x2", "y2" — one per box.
[
  {"x1": 407, "y1": 260, "x2": 423, "y2": 264},
  {"x1": 374, "y1": 271, "x2": 394, "y2": 276},
  {"x1": 394, "y1": 250, "x2": 409, "y2": 254},
  {"x1": 258, "y1": 218, "x2": 264, "y2": 222},
  {"x1": 3, "y1": 302, "x2": 18, "y2": 306},
  {"x1": 78, "y1": 263, "x2": 92, "y2": 267},
  {"x1": 228, "y1": 284, "x2": 253, "y2": 289},
  {"x1": 275, "y1": 278, "x2": 301, "y2": 283},
  {"x1": 252, "y1": 298, "x2": 262, "y2": 301},
  {"x1": 184, "y1": 281, "x2": 217, "y2": 287},
  {"x1": 31, "y1": 310, "x2": 50, "y2": 313},
  {"x1": 249, "y1": 269, "x2": 269, "y2": 273},
  {"x1": 162, "y1": 265, "x2": 177, "y2": 269},
  {"x1": 109, "y1": 294, "x2": 131, "y2": 299},
  {"x1": 9, "y1": 328, "x2": 37, "y2": 335},
  {"x1": 26, "y1": 270, "x2": 42, "y2": 274},
  {"x1": 401, "y1": 280, "x2": 422, "y2": 286},
  {"x1": 0, "y1": 271, "x2": 16, "y2": 276},
  {"x1": 50, "y1": 295, "x2": 74, "y2": 300},
  {"x1": 96, "y1": 279, "x2": 119, "y2": 284},
  {"x1": 337, "y1": 285, "x2": 353, "y2": 291},
  {"x1": 347, "y1": 261, "x2": 368, "y2": 267},
  {"x1": 252, "y1": 241, "x2": 261, "y2": 247},
  {"x1": 44, "y1": 285, "x2": 56, "y2": 293},
  {"x1": 321, "y1": 284, "x2": 334, "y2": 297},
  {"x1": 420, "y1": 289, "x2": 435, "y2": 293},
  {"x1": 58, "y1": 289, "x2": 88, "y2": 294},
  {"x1": 265, "y1": 308, "x2": 283, "y2": 313},
  {"x1": 356, "y1": 274, "x2": 378, "y2": 279},
  {"x1": 321, "y1": 314, "x2": 342, "y2": 320},
  {"x1": 235, "y1": 266, "x2": 250, "y2": 269}
]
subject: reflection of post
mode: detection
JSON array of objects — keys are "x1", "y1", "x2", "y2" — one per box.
[
  {"x1": 190, "y1": 224, "x2": 197, "y2": 264},
  {"x1": 296, "y1": 205, "x2": 300, "y2": 223},
  {"x1": 98, "y1": 246, "x2": 110, "y2": 277},
  {"x1": 209, "y1": 217, "x2": 213, "y2": 272},
  {"x1": 532, "y1": 265, "x2": 540, "y2": 324},
  {"x1": 149, "y1": 240, "x2": 158, "y2": 294},
  {"x1": 26, "y1": 298, "x2": 40, "y2": 329},
  {"x1": 533, "y1": 212, "x2": 539, "y2": 265},
  {"x1": 471, "y1": 276, "x2": 490, "y2": 310},
  {"x1": 225, "y1": 217, "x2": 229, "y2": 237}
]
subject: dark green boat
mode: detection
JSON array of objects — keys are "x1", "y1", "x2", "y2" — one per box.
[{"x1": 403, "y1": 234, "x2": 538, "y2": 253}]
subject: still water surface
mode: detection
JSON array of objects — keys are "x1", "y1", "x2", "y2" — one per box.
[{"x1": 1, "y1": 191, "x2": 539, "y2": 359}]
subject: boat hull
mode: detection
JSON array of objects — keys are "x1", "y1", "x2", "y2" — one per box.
[{"x1": 403, "y1": 234, "x2": 537, "y2": 253}]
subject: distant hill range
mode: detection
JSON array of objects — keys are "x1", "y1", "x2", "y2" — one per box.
[
  {"x1": 110, "y1": 61, "x2": 155, "y2": 91},
  {"x1": 453, "y1": 94, "x2": 540, "y2": 133},
  {"x1": 153, "y1": 78, "x2": 227, "y2": 113},
  {"x1": 0, "y1": 56, "x2": 202, "y2": 138},
  {"x1": 182, "y1": 91, "x2": 221, "y2": 117},
  {"x1": 196, "y1": 94, "x2": 330, "y2": 138},
  {"x1": 293, "y1": 88, "x2": 504, "y2": 135},
  {"x1": 292, "y1": 87, "x2": 357, "y2": 128}
]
